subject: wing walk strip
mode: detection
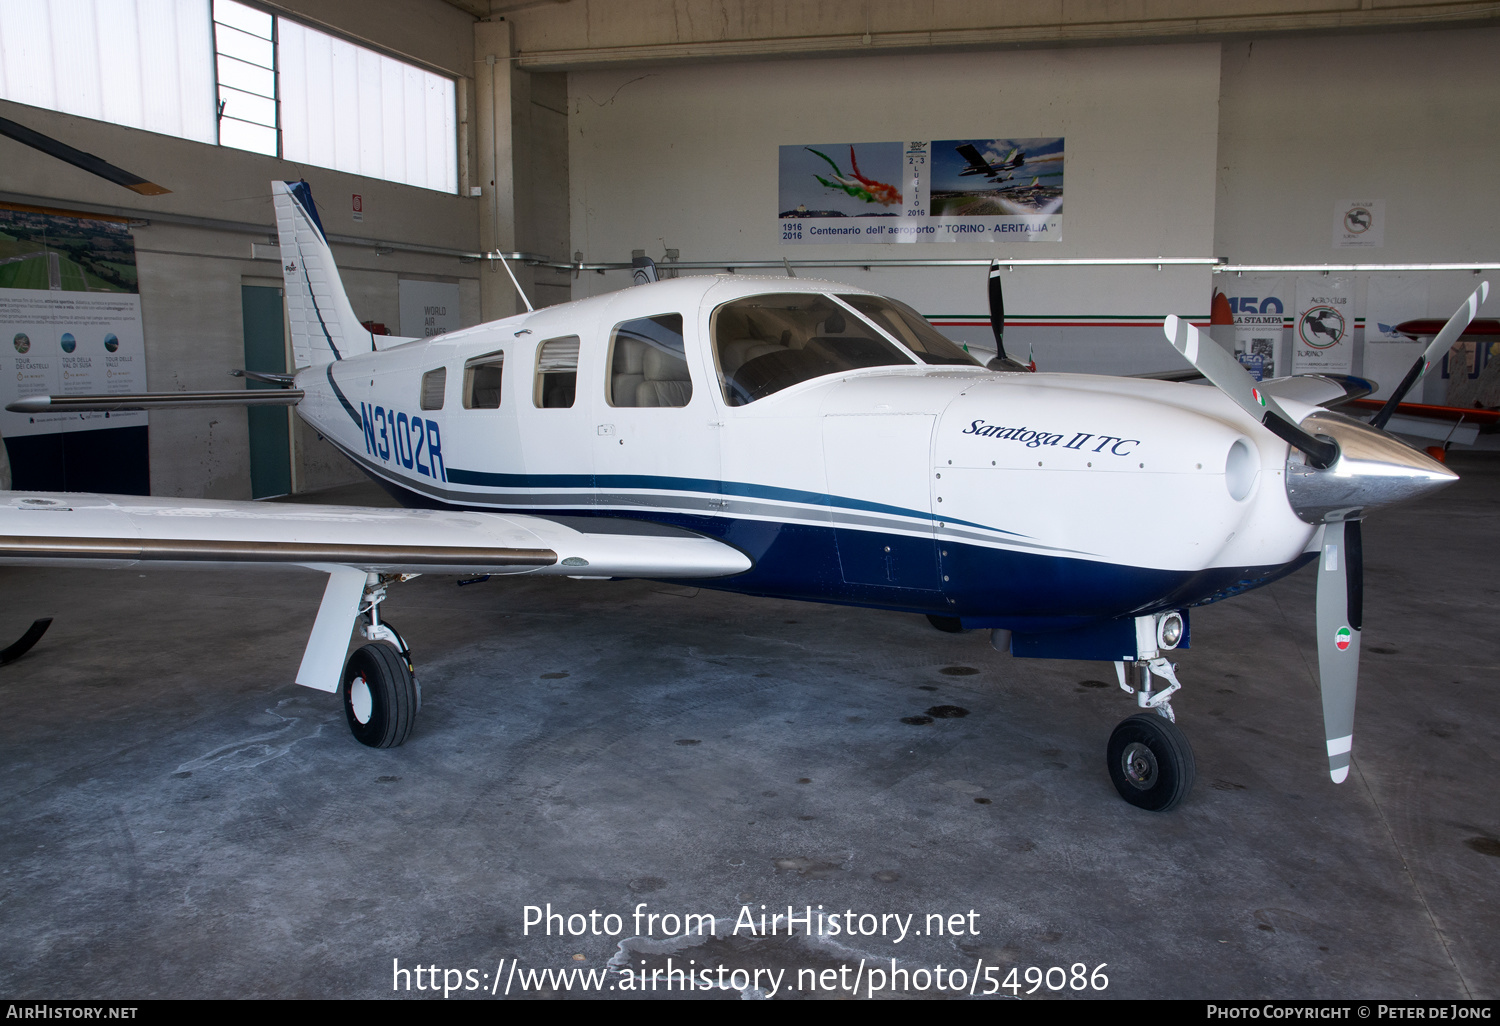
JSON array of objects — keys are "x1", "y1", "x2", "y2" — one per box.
[
  {"x1": 0, "y1": 536, "x2": 557, "y2": 566},
  {"x1": 324, "y1": 438, "x2": 1093, "y2": 559}
]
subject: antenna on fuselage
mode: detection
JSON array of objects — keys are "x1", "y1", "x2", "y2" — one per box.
[{"x1": 491, "y1": 252, "x2": 534, "y2": 313}]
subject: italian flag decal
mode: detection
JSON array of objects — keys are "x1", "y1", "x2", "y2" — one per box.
[
  {"x1": 1252, "y1": 387, "x2": 1266, "y2": 407},
  {"x1": 1334, "y1": 626, "x2": 1353, "y2": 651}
]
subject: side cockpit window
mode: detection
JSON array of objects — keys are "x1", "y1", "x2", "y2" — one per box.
[
  {"x1": 420, "y1": 367, "x2": 446, "y2": 410},
  {"x1": 535, "y1": 336, "x2": 579, "y2": 408},
  {"x1": 711, "y1": 294, "x2": 912, "y2": 406},
  {"x1": 463, "y1": 352, "x2": 504, "y2": 409},
  {"x1": 838, "y1": 294, "x2": 980, "y2": 366},
  {"x1": 608, "y1": 314, "x2": 690, "y2": 408}
]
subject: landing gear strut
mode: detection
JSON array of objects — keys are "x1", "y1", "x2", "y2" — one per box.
[{"x1": 342, "y1": 575, "x2": 419, "y2": 748}]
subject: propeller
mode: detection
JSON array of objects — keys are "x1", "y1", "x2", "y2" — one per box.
[
  {"x1": 1164, "y1": 314, "x2": 1338, "y2": 468},
  {"x1": 1369, "y1": 282, "x2": 1490, "y2": 430},
  {"x1": 1315, "y1": 520, "x2": 1362, "y2": 782},
  {"x1": 1164, "y1": 285, "x2": 1486, "y2": 784},
  {"x1": 985, "y1": 261, "x2": 1032, "y2": 373},
  {"x1": 0, "y1": 115, "x2": 170, "y2": 196}
]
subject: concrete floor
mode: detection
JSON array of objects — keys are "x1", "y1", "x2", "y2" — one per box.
[{"x1": 1, "y1": 457, "x2": 1497, "y2": 1000}]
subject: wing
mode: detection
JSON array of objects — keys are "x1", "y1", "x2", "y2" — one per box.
[
  {"x1": 0, "y1": 491, "x2": 750, "y2": 689},
  {"x1": 955, "y1": 143, "x2": 990, "y2": 171}
]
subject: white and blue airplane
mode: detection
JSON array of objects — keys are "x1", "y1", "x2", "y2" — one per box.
[{"x1": 2, "y1": 181, "x2": 1485, "y2": 811}]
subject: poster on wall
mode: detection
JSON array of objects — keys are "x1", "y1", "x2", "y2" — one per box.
[
  {"x1": 778, "y1": 138, "x2": 1063, "y2": 245},
  {"x1": 398, "y1": 279, "x2": 462, "y2": 338},
  {"x1": 1224, "y1": 277, "x2": 1289, "y2": 381},
  {"x1": 1292, "y1": 276, "x2": 1354, "y2": 374},
  {"x1": 1333, "y1": 199, "x2": 1385, "y2": 249},
  {"x1": 1364, "y1": 275, "x2": 1428, "y2": 344},
  {"x1": 0, "y1": 207, "x2": 149, "y2": 492}
]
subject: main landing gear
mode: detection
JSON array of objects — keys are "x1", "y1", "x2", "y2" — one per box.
[
  {"x1": 1109, "y1": 658, "x2": 1196, "y2": 811},
  {"x1": 342, "y1": 575, "x2": 419, "y2": 749}
]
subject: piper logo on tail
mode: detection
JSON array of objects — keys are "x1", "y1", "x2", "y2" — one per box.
[{"x1": 1334, "y1": 626, "x2": 1353, "y2": 651}]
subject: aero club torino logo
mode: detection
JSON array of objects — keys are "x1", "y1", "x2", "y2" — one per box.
[{"x1": 1334, "y1": 626, "x2": 1353, "y2": 651}]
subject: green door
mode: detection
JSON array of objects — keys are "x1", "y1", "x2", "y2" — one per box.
[{"x1": 242, "y1": 285, "x2": 292, "y2": 498}]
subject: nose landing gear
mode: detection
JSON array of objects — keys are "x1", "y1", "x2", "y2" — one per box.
[{"x1": 1109, "y1": 658, "x2": 1195, "y2": 811}]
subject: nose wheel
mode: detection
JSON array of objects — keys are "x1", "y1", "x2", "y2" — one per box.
[{"x1": 1107, "y1": 713, "x2": 1195, "y2": 811}]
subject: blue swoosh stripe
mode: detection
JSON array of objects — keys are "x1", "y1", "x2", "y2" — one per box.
[{"x1": 442, "y1": 468, "x2": 1020, "y2": 537}]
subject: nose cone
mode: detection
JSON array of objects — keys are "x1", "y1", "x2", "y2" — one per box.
[{"x1": 1285, "y1": 411, "x2": 1458, "y2": 524}]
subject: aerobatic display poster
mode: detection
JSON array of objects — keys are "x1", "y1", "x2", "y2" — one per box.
[{"x1": 778, "y1": 138, "x2": 1064, "y2": 245}]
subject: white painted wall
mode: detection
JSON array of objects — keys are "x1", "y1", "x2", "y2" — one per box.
[
  {"x1": 568, "y1": 43, "x2": 1223, "y2": 375},
  {"x1": 1215, "y1": 26, "x2": 1500, "y2": 402}
]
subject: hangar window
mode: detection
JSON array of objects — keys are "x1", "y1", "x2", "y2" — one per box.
[
  {"x1": 0, "y1": 1, "x2": 217, "y2": 145},
  {"x1": 534, "y1": 337, "x2": 579, "y2": 409},
  {"x1": 462, "y1": 352, "x2": 503, "y2": 409},
  {"x1": 607, "y1": 314, "x2": 691, "y2": 408},
  {"x1": 213, "y1": 0, "x2": 278, "y2": 156},
  {"x1": 420, "y1": 367, "x2": 446, "y2": 410},
  {"x1": 0, "y1": 1, "x2": 457, "y2": 194},
  {"x1": 837, "y1": 295, "x2": 980, "y2": 366},
  {"x1": 711, "y1": 294, "x2": 912, "y2": 406}
]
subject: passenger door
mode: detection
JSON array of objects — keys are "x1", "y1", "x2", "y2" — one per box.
[{"x1": 591, "y1": 293, "x2": 721, "y2": 521}]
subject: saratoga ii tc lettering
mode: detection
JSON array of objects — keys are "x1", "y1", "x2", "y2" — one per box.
[{"x1": 962, "y1": 419, "x2": 1140, "y2": 456}]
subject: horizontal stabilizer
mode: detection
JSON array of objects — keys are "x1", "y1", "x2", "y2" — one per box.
[{"x1": 7, "y1": 391, "x2": 304, "y2": 413}]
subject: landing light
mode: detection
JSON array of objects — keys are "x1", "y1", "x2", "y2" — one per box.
[{"x1": 1158, "y1": 613, "x2": 1184, "y2": 650}]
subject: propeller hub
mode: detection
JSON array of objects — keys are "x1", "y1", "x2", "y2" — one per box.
[{"x1": 1285, "y1": 411, "x2": 1458, "y2": 524}]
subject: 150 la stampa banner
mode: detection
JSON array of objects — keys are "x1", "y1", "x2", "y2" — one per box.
[{"x1": 778, "y1": 138, "x2": 1064, "y2": 245}]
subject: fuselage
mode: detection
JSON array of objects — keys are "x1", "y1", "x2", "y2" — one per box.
[{"x1": 295, "y1": 275, "x2": 1318, "y2": 630}]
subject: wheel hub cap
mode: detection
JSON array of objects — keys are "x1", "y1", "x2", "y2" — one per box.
[
  {"x1": 350, "y1": 677, "x2": 373, "y2": 724},
  {"x1": 1121, "y1": 741, "x2": 1158, "y2": 790}
]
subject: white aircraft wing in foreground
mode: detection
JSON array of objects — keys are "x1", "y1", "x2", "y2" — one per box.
[{"x1": 0, "y1": 493, "x2": 748, "y2": 743}]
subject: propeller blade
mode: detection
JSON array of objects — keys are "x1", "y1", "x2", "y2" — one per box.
[
  {"x1": 1164, "y1": 315, "x2": 1340, "y2": 468},
  {"x1": 0, "y1": 617, "x2": 52, "y2": 666},
  {"x1": 988, "y1": 260, "x2": 1007, "y2": 361},
  {"x1": 0, "y1": 116, "x2": 170, "y2": 196},
  {"x1": 1315, "y1": 520, "x2": 1363, "y2": 783},
  {"x1": 1370, "y1": 282, "x2": 1490, "y2": 430}
]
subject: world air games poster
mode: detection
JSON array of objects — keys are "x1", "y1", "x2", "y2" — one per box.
[{"x1": 778, "y1": 138, "x2": 1064, "y2": 245}]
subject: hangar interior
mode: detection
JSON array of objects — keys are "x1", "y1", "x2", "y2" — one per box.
[{"x1": 1, "y1": 0, "x2": 1498, "y2": 1001}]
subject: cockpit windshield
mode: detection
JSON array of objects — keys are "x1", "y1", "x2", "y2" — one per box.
[
  {"x1": 838, "y1": 295, "x2": 981, "y2": 366},
  {"x1": 712, "y1": 293, "x2": 914, "y2": 406}
]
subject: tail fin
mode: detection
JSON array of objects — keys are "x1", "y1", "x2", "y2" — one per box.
[{"x1": 274, "y1": 180, "x2": 375, "y2": 369}]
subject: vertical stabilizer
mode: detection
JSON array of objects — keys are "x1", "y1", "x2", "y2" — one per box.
[{"x1": 274, "y1": 180, "x2": 372, "y2": 369}]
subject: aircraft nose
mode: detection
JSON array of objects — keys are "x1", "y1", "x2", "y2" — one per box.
[{"x1": 1285, "y1": 411, "x2": 1458, "y2": 524}]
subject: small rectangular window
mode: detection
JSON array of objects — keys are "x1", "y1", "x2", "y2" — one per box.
[
  {"x1": 420, "y1": 367, "x2": 446, "y2": 410},
  {"x1": 535, "y1": 337, "x2": 579, "y2": 409},
  {"x1": 463, "y1": 352, "x2": 504, "y2": 409},
  {"x1": 608, "y1": 314, "x2": 690, "y2": 408}
]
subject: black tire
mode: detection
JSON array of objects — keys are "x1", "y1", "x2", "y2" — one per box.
[
  {"x1": 1106, "y1": 713, "x2": 1195, "y2": 811},
  {"x1": 342, "y1": 643, "x2": 418, "y2": 749},
  {"x1": 926, "y1": 614, "x2": 965, "y2": 634}
]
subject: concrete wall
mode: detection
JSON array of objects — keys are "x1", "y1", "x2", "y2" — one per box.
[
  {"x1": 1215, "y1": 27, "x2": 1500, "y2": 399},
  {"x1": 567, "y1": 43, "x2": 1224, "y2": 375},
  {"x1": 565, "y1": 25, "x2": 1498, "y2": 379}
]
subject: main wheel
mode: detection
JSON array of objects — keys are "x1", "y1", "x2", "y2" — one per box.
[
  {"x1": 1107, "y1": 713, "x2": 1195, "y2": 811},
  {"x1": 926, "y1": 614, "x2": 965, "y2": 634},
  {"x1": 342, "y1": 642, "x2": 418, "y2": 749}
]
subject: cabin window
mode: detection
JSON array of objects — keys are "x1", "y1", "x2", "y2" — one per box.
[
  {"x1": 711, "y1": 294, "x2": 913, "y2": 406},
  {"x1": 534, "y1": 336, "x2": 579, "y2": 408},
  {"x1": 420, "y1": 367, "x2": 447, "y2": 410},
  {"x1": 607, "y1": 314, "x2": 690, "y2": 408},
  {"x1": 462, "y1": 352, "x2": 504, "y2": 409},
  {"x1": 837, "y1": 295, "x2": 980, "y2": 367}
]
